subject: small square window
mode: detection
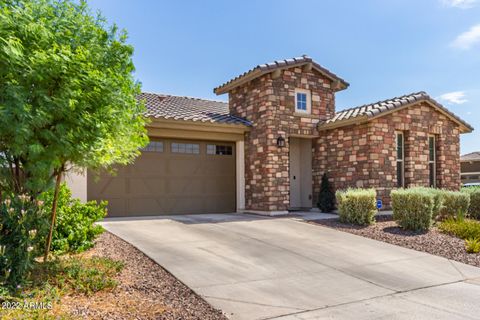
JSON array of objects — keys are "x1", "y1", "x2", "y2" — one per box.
[
  {"x1": 171, "y1": 142, "x2": 199, "y2": 154},
  {"x1": 142, "y1": 141, "x2": 163, "y2": 152},
  {"x1": 207, "y1": 144, "x2": 216, "y2": 155},
  {"x1": 206, "y1": 144, "x2": 233, "y2": 155},
  {"x1": 295, "y1": 89, "x2": 311, "y2": 113}
]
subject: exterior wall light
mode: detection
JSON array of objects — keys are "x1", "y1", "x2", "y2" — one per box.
[{"x1": 277, "y1": 136, "x2": 286, "y2": 148}]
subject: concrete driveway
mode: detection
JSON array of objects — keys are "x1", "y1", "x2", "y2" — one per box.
[{"x1": 101, "y1": 213, "x2": 480, "y2": 320}]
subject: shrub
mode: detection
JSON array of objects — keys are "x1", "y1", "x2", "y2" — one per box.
[
  {"x1": 1, "y1": 255, "x2": 124, "y2": 319},
  {"x1": 438, "y1": 190, "x2": 470, "y2": 220},
  {"x1": 41, "y1": 184, "x2": 107, "y2": 253},
  {"x1": 56, "y1": 257, "x2": 123, "y2": 295},
  {"x1": 462, "y1": 187, "x2": 480, "y2": 219},
  {"x1": 0, "y1": 194, "x2": 50, "y2": 288},
  {"x1": 391, "y1": 188, "x2": 434, "y2": 231},
  {"x1": 429, "y1": 188, "x2": 444, "y2": 219},
  {"x1": 438, "y1": 218, "x2": 480, "y2": 240},
  {"x1": 336, "y1": 188, "x2": 377, "y2": 225},
  {"x1": 318, "y1": 173, "x2": 335, "y2": 213},
  {"x1": 465, "y1": 238, "x2": 480, "y2": 254}
]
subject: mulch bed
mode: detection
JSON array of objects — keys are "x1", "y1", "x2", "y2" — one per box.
[
  {"x1": 61, "y1": 231, "x2": 227, "y2": 320},
  {"x1": 311, "y1": 215, "x2": 480, "y2": 268}
]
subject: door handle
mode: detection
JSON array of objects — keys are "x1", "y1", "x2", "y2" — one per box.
[{"x1": 293, "y1": 176, "x2": 296, "y2": 180}]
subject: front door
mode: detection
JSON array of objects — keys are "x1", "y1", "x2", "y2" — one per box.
[{"x1": 289, "y1": 137, "x2": 313, "y2": 210}]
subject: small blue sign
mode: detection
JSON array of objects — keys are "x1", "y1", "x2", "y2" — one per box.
[{"x1": 376, "y1": 199, "x2": 383, "y2": 209}]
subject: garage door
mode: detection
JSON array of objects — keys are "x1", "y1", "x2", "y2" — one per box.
[{"x1": 87, "y1": 139, "x2": 236, "y2": 216}]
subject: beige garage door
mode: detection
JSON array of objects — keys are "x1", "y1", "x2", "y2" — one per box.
[{"x1": 87, "y1": 139, "x2": 236, "y2": 217}]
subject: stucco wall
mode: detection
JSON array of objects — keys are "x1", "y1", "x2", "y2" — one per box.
[{"x1": 64, "y1": 169, "x2": 87, "y2": 202}]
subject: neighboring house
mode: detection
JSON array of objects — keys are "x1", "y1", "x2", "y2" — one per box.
[
  {"x1": 461, "y1": 152, "x2": 480, "y2": 185},
  {"x1": 68, "y1": 55, "x2": 473, "y2": 216}
]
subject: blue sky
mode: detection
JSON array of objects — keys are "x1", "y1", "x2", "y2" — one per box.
[{"x1": 88, "y1": 0, "x2": 480, "y2": 154}]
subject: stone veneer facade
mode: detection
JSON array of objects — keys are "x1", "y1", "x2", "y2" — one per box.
[
  {"x1": 224, "y1": 64, "x2": 465, "y2": 212},
  {"x1": 229, "y1": 67, "x2": 336, "y2": 212},
  {"x1": 313, "y1": 102, "x2": 461, "y2": 207}
]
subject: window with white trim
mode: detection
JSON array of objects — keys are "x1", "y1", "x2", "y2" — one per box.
[
  {"x1": 396, "y1": 132, "x2": 405, "y2": 188},
  {"x1": 429, "y1": 135, "x2": 436, "y2": 188},
  {"x1": 171, "y1": 142, "x2": 200, "y2": 154},
  {"x1": 141, "y1": 141, "x2": 163, "y2": 152},
  {"x1": 295, "y1": 89, "x2": 311, "y2": 114}
]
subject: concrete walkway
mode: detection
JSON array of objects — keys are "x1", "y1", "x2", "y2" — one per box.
[{"x1": 101, "y1": 213, "x2": 480, "y2": 320}]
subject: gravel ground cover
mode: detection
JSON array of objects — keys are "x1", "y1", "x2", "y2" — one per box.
[
  {"x1": 61, "y1": 231, "x2": 227, "y2": 320},
  {"x1": 311, "y1": 215, "x2": 480, "y2": 268}
]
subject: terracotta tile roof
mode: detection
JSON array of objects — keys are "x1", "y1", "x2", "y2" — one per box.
[
  {"x1": 138, "y1": 92, "x2": 251, "y2": 126},
  {"x1": 461, "y1": 151, "x2": 480, "y2": 162},
  {"x1": 320, "y1": 91, "x2": 473, "y2": 132},
  {"x1": 214, "y1": 55, "x2": 349, "y2": 95}
]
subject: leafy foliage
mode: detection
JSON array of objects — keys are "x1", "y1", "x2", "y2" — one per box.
[
  {"x1": 318, "y1": 173, "x2": 335, "y2": 213},
  {"x1": 437, "y1": 190, "x2": 470, "y2": 220},
  {"x1": 438, "y1": 218, "x2": 480, "y2": 240},
  {"x1": 336, "y1": 188, "x2": 377, "y2": 225},
  {"x1": 1, "y1": 255, "x2": 123, "y2": 318},
  {"x1": 40, "y1": 256, "x2": 123, "y2": 295},
  {"x1": 0, "y1": 0, "x2": 147, "y2": 286},
  {"x1": 465, "y1": 238, "x2": 480, "y2": 254},
  {"x1": 0, "y1": 195, "x2": 49, "y2": 288},
  {"x1": 462, "y1": 187, "x2": 480, "y2": 219},
  {"x1": 41, "y1": 184, "x2": 106, "y2": 253},
  {"x1": 391, "y1": 188, "x2": 434, "y2": 231},
  {"x1": 0, "y1": 0, "x2": 147, "y2": 196}
]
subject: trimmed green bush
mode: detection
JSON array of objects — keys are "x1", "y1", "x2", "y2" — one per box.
[
  {"x1": 41, "y1": 184, "x2": 107, "y2": 253},
  {"x1": 438, "y1": 190, "x2": 470, "y2": 220},
  {"x1": 462, "y1": 187, "x2": 480, "y2": 219},
  {"x1": 336, "y1": 188, "x2": 377, "y2": 225},
  {"x1": 391, "y1": 188, "x2": 434, "y2": 231}
]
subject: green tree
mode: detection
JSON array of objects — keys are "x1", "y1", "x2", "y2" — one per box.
[
  {"x1": 318, "y1": 173, "x2": 335, "y2": 213},
  {"x1": 0, "y1": 0, "x2": 147, "y2": 286}
]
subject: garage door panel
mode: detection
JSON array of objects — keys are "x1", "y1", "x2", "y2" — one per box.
[
  {"x1": 131, "y1": 157, "x2": 167, "y2": 175},
  {"x1": 203, "y1": 195, "x2": 234, "y2": 212},
  {"x1": 168, "y1": 178, "x2": 204, "y2": 194},
  {"x1": 129, "y1": 178, "x2": 167, "y2": 196},
  {"x1": 128, "y1": 198, "x2": 164, "y2": 215},
  {"x1": 205, "y1": 159, "x2": 234, "y2": 174},
  {"x1": 104, "y1": 198, "x2": 127, "y2": 217},
  {"x1": 94, "y1": 177, "x2": 126, "y2": 197},
  {"x1": 204, "y1": 179, "x2": 235, "y2": 194},
  {"x1": 170, "y1": 158, "x2": 204, "y2": 176},
  {"x1": 88, "y1": 139, "x2": 236, "y2": 216},
  {"x1": 169, "y1": 197, "x2": 207, "y2": 214}
]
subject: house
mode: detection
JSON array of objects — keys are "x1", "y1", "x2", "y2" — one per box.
[
  {"x1": 461, "y1": 152, "x2": 480, "y2": 185},
  {"x1": 67, "y1": 55, "x2": 473, "y2": 216}
]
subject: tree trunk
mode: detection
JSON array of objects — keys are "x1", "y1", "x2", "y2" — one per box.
[{"x1": 43, "y1": 167, "x2": 63, "y2": 262}]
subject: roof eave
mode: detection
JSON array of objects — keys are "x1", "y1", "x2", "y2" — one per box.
[
  {"x1": 147, "y1": 116, "x2": 252, "y2": 131},
  {"x1": 366, "y1": 99, "x2": 473, "y2": 134},
  {"x1": 317, "y1": 115, "x2": 369, "y2": 131},
  {"x1": 322, "y1": 98, "x2": 474, "y2": 133},
  {"x1": 214, "y1": 69, "x2": 263, "y2": 95},
  {"x1": 214, "y1": 62, "x2": 349, "y2": 95}
]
